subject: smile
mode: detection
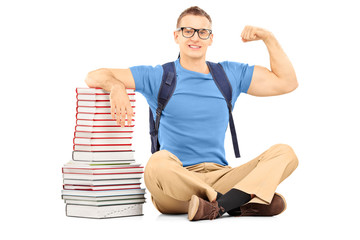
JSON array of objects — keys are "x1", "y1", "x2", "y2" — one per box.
[{"x1": 188, "y1": 45, "x2": 201, "y2": 49}]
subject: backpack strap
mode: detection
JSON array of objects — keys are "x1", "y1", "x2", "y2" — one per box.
[
  {"x1": 149, "y1": 61, "x2": 177, "y2": 153},
  {"x1": 206, "y1": 61, "x2": 241, "y2": 158}
]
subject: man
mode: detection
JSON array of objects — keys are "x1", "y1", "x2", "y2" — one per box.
[{"x1": 85, "y1": 6, "x2": 299, "y2": 221}]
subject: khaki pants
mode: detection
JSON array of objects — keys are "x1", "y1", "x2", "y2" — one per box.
[{"x1": 144, "y1": 144, "x2": 299, "y2": 214}]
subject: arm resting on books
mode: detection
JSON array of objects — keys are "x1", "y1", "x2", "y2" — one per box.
[{"x1": 85, "y1": 68, "x2": 135, "y2": 127}]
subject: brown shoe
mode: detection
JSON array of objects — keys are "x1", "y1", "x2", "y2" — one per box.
[
  {"x1": 188, "y1": 195, "x2": 224, "y2": 221},
  {"x1": 236, "y1": 193, "x2": 287, "y2": 216}
]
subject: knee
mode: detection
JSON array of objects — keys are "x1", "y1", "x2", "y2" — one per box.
[
  {"x1": 271, "y1": 144, "x2": 299, "y2": 167},
  {"x1": 144, "y1": 150, "x2": 176, "y2": 181}
]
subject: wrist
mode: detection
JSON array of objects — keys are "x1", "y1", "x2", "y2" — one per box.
[
  {"x1": 263, "y1": 32, "x2": 275, "y2": 44},
  {"x1": 108, "y1": 78, "x2": 125, "y2": 92}
]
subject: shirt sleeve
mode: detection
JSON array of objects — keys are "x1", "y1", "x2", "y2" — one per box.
[
  {"x1": 129, "y1": 64, "x2": 163, "y2": 102},
  {"x1": 220, "y1": 61, "x2": 254, "y2": 94}
]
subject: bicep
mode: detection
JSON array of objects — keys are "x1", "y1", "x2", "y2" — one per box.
[
  {"x1": 247, "y1": 65, "x2": 289, "y2": 97},
  {"x1": 107, "y1": 68, "x2": 136, "y2": 89}
]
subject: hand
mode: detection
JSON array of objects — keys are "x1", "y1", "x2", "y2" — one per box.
[
  {"x1": 109, "y1": 82, "x2": 135, "y2": 127},
  {"x1": 241, "y1": 25, "x2": 272, "y2": 43}
]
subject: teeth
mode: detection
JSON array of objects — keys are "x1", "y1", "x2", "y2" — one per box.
[{"x1": 189, "y1": 45, "x2": 200, "y2": 48}]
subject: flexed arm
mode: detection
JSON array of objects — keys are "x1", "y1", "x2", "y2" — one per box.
[
  {"x1": 85, "y1": 68, "x2": 135, "y2": 127},
  {"x1": 241, "y1": 26, "x2": 298, "y2": 96}
]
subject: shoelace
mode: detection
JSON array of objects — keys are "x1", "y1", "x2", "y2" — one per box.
[{"x1": 207, "y1": 203, "x2": 225, "y2": 220}]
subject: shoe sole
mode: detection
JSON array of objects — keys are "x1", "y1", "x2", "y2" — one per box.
[
  {"x1": 188, "y1": 195, "x2": 200, "y2": 221},
  {"x1": 275, "y1": 193, "x2": 287, "y2": 215}
]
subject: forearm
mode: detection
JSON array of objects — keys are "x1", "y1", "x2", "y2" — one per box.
[
  {"x1": 263, "y1": 33, "x2": 298, "y2": 87},
  {"x1": 85, "y1": 68, "x2": 125, "y2": 92}
]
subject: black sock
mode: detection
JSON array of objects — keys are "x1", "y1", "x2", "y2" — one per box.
[
  {"x1": 216, "y1": 192, "x2": 223, "y2": 201},
  {"x1": 217, "y1": 189, "x2": 251, "y2": 214}
]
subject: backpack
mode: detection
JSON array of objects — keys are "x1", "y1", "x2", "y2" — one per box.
[{"x1": 149, "y1": 61, "x2": 241, "y2": 158}]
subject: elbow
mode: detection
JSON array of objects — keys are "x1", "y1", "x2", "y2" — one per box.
[
  {"x1": 283, "y1": 77, "x2": 298, "y2": 94},
  {"x1": 85, "y1": 68, "x2": 110, "y2": 88}
]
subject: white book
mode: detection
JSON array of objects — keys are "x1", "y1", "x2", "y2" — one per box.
[
  {"x1": 63, "y1": 178, "x2": 141, "y2": 186},
  {"x1": 64, "y1": 160, "x2": 139, "y2": 168},
  {"x1": 65, "y1": 203, "x2": 143, "y2": 219},
  {"x1": 63, "y1": 166, "x2": 143, "y2": 174},
  {"x1": 75, "y1": 125, "x2": 134, "y2": 132},
  {"x1": 74, "y1": 137, "x2": 132, "y2": 145},
  {"x1": 76, "y1": 88, "x2": 135, "y2": 94},
  {"x1": 72, "y1": 150, "x2": 135, "y2": 161},
  {"x1": 77, "y1": 100, "x2": 136, "y2": 107},
  {"x1": 77, "y1": 105, "x2": 135, "y2": 114},
  {"x1": 62, "y1": 188, "x2": 146, "y2": 197},
  {"x1": 62, "y1": 173, "x2": 143, "y2": 180},
  {"x1": 76, "y1": 94, "x2": 135, "y2": 101},
  {"x1": 73, "y1": 144, "x2": 132, "y2": 152},
  {"x1": 74, "y1": 131, "x2": 133, "y2": 138},
  {"x1": 63, "y1": 184, "x2": 141, "y2": 191},
  {"x1": 76, "y1": 113, "x2": 136, "y2": 120},
  {"x1": 76, "y1": 119, "x2": 135, "y2": 126},
  {"x1": 65, "y1": 198, "x2": 145, "y2": 206},
  {"x1": 62, "y1": 194, "x2": 145, "y2": 201}
]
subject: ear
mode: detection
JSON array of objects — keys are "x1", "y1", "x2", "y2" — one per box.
[
  {"x1": 208, "y1": 33, "x2": 214, "y2": 46},
  {"x1": 174, "y1": 31, "x2": 180, "y2": 44}
]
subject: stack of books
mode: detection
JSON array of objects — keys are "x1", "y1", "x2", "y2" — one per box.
[{"x1": 61, "y1": 87, "x2": 146, "y2": 219}]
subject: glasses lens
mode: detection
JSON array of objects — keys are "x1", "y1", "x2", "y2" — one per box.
[
  {"x1": 182, "y1": 28, "x2": 195, "y2": 38},
  {"x1": 198, "y1": 29, "x2": 211, "y2": 39}
]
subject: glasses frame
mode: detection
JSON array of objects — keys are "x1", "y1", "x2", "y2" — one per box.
[{"x1": 176, "y1": 27, "x2": 213, "y2": 40}]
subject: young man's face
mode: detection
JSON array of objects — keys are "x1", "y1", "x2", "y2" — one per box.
[{"x1": 174, "y1": 15, "x2": 213, "y2": 60}]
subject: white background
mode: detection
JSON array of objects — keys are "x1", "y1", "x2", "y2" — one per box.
[{"x1": 1, "y1": 0, "x2": 359, "y2": 239}]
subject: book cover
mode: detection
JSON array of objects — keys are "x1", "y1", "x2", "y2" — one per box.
[
  {"x1": 63, "y1": 183, "x2": 141, "y2": 191},
  {"x1": 72, "y1": 150, "x2": 135, "y2": 161},
  {"x1": 62, "y1": 173, "x2": 143, "y2": 180},
  {"x1": 65, "y1": 203, "x2": 143, "y2": 219},
  {"x1": 76, "y1": 87, "x2": 135, "y2": 94},
  {"x1": 77, "y1": 94, "x2": 135, "y2": 101},
  {"x1": 64, "y1": 198, "x2": 146, "y2": 206},
  {"x1": 77, "y1": 105, "x2": 135, "y2": 114},
  {"x1": 63, "y1": 178, "x2": 141, "y2": 186},
  {"x1": 77, "y1": 99, "x2": 136, "y2": 107},
  {"x1": 62, "y1": 188, "x2": 146, "y2": 197}
]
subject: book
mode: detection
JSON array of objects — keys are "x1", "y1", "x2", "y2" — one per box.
[
  {"x1": 76, "y1": 113, "x2": 135, "y2": 120},
  {"x1": 77, "y1": 100, "x2": 136, "y2": 107},
  {"x1": 63, "y1": 183, "x2": 141, "y2": 191},
  {"x1": 63, "y1": 173, "x2": 143, "y2": 180},
  {"x1": 76, "y1": 119, "x2": 135, "y2": 126},
  {"x1": 63, "y1": 178, "x2": 141, "y2": 186},
  {"x1": 74, "y1": 137, "x2": 132, "y2": 145},
  {"x1": 74, "y1": 131, "x2": 133, "y2": 139},
  {"x1": 77, "y1": 94, "x2": 135, "y2": 101},
  {"x1": 62, "y1": 194, "x2": 145, "y2": 201},
  {"x1": 62, "y1": 188, "x2": 146, "y2": 197},
  {"x1": 64, "y1": 198, "x2": 146, "y2": 206},
  {"x1": 75, "y1": 125, "x2": 134, "y2": 132},
  {"x1": 76, "y1": 87, "x2": 135, "y2": 94},
  {"x1": 62, "y1": 165, "x2": 144, "y2": 174},
  {"x1": 72, "y1": 150, "x2": 135, "y2": 161},
  {"x1": 65, "y1": 203, "x2": 143, "y2": 219},
  {"x1": 64, "y1": 160, "x2": 139, "y2": 167},
  {"x1": 77, "y1": 105, "x2": 135, "y2": 114},
  {"x1": 73, "y1": 144, "x2": 132, "y2": 152}
]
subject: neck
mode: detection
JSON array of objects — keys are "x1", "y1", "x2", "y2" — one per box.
[{"x1": 179, "y1": 55, "x2": 209, "y2": 74}]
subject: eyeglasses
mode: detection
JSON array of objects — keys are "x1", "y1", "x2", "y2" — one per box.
[{"x1": 176, "y1": 27, "x2": 212, "y2": 40}]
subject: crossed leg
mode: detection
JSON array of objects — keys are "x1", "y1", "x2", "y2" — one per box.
[{"x1": 144, "y1": 144, "x2": 298, "y2": 214}]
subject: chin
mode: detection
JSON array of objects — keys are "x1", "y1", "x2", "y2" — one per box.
[{"x1": 183, "y1": 51, "x2": 206, "y2": 60}]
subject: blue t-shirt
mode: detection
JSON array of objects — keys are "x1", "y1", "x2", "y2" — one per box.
[{"x1": 130, "y1": 59, "x2": 254, "y2": 167}]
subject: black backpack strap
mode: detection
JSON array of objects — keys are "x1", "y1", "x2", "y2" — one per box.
[
  {"x1": 149, "y1": 61, "x2": 177, "y2": 153},
  {"x1": 206, "y1": 61, "x2": 241, "y2": 158}
]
